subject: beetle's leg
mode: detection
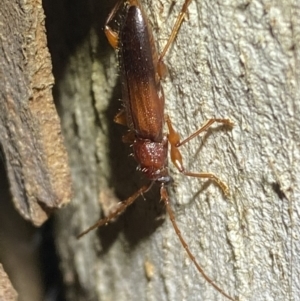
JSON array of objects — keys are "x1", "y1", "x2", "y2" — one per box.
[
  {"x1": 114, "y1": 109, "x2": 127, "y2": 126},
  {"x1": 158, "y1": 0, "x2": 193, "y2": 62},
  {"x1": 175, "y1": 118, "x2": 234, "y2": 147},
  {"x1": 104, "y1": 0, "x2": 125, "y2": 48},
  {"x1": 105, "y1": 27, "x2": 119, "y2": 49},
  {"x1": 114, "y1": 110, "x2": 136, "y2": 143},
  {"x1": 165, "y1": 115, "x2": 233, "y2": 195}
]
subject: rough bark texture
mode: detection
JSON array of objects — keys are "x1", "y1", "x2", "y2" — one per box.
[
  {"x1": 0, "y1": 0, "x2": 71, "y2": 225},
  {"x1": 47, "y1": 0, "x2": 299, "y2": 300},
  {"x1": 0, "y1": 264, "x2": 18, "y2": 301}
]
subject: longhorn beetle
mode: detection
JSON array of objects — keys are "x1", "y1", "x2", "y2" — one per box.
[{"x1": 78, "y1": 0, "x2": 235, "y2": 299}]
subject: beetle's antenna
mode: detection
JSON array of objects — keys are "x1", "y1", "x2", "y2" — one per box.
[
  {"x1": 160, "y1": 186, "x2": 236, "y2": 301},
  {"x1": 77, "y1": 182, "x2": 153, "y2": 239}
]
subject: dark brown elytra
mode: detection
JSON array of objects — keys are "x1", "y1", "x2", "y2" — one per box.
[{"x1": 78, "y1": 0, "x2": 235, "y2": 300}]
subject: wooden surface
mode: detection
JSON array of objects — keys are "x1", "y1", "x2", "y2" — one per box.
[
  {"x1": 45, "y1": 0, "x2": 300, "y2": 300},
  {"x1": 0, "y1": 0, "x2": 71, "y2": 226}
]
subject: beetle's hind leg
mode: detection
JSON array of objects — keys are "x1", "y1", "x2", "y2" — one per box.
[{"x1": 165, "y1": 115, "x2": 233, "y2": 195}]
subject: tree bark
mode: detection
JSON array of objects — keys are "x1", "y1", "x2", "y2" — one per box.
[
  {"x1": 0, "y1": 264, "x2": 18, "y2": 301},
  {"x1": 0, "y1": 0, "x2": 71, "y2": 226},
  {"x1": 48, "y1": 0, "x2": 300, "y2": 300},
  {"x1": 0, "y1": 1, "x2": 71, "y2": 299}
]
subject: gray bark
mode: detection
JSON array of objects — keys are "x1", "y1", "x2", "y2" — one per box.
[{"x1": 51, "y1": 0, "x2": 300, "y2": 301}]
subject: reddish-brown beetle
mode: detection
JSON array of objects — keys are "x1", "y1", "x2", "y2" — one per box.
[{"x1": 78, "y1": 0, "x2": 235, "y2": 300}]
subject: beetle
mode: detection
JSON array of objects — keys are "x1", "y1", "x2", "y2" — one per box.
[{"x1": 78, "y1": 0, "x2": 235, "y2": 300}]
